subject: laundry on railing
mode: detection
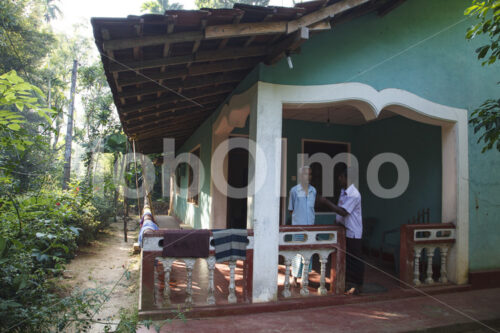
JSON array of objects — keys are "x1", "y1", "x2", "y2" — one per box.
[
  {"x1": 139, "y1": 219, "x2": 159, "y2": 245},
  {"x1": 140, "y1": 212, "x2": 154, "y2": 227},
  {"x1": 212, "y1": 229, "x2": 248, "y2": 262},
  {"x1": 162, "y1": 229, "x2": 210, "y2": 258}
]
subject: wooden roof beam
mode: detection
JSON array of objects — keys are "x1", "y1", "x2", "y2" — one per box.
[
  {"x1": 123, "y1": 95, "x2": 226, "y2": 122},
  {"x1": 117, "y1": 58, "x2": 257, "y2": 87},
  {"x1": 109, "y1": 46, "x2": 267, "y2": 72},
  {"x1": 101, "y1": 29, "x2": 126, "y2": 106},
  {"x1": 244, "y1": 13, "x2": 274, "y2": 48},
  {"x1": 120, "y1": 85, "x2": 234, "y2": 113},
  {"x1": 117, "y1": 72, "x2": 243, "y2": 99},
  {"x1": 286, "y1": 0, "x2": 369, "y2": 33},
  {"x1": 133, "y1": 115, "x2": 214, "y2": 138},
  {"x1": 133, "y1": 20, "x2": 144, "y2": 103},
  {"x1": 205, "y1": 0, "x2": 367, "y2": 38},
  {"x1": 103, "y1": 30, "x2": 203, "y2": 52},
  {"x1": 186, "y1": 19, "x2": 208, "y2": 70},
  {"x1": 158, "y1": 21, "x2": 176, "y2": 98},
  {"x1": 218, "y1": 12, "x2": 244, "y2": 49},
  {"x1": 137, "y1": 125, "x2": 204, "y2": 141},
  {"x1": 127, "y1": 105, "x2": 216, "y2": 132},
  {"x1": 102, "y1": 0, "x2": 366, "y2": 52},
  {"x1": 265, "y1": 27, "x2": 309, "y2": 65}
]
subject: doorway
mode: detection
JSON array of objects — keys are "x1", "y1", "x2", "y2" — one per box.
[{"x1": 226, "y1": 140, "x2": 249, "y2": 229}]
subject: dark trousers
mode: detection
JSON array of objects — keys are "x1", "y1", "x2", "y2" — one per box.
[{"x1": 346, "y1": 237, "x2": 365, "y2": 288}]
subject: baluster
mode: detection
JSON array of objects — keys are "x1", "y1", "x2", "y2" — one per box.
[
  {"x1": 282, "y1": 256, "x2": 292, "y2": 298},
  {"x1": 154, "y1": 259, "x2": 160, "y2": 306},
  {"x1": 185, "y1": 259, "x2": 196, "y2": 305},
  {"x1": 425, "y1": 247, "x2": 435, "y2": 284},
  {"x1": 318, "y1": 254, "x2": 328, "y2": 295},
  {"x1": 206, "y1": 256, "x2": 216, "y2": 305},
  {"x1": 413, "y1": 247, "x2": 421, "y2": 286},
  {"x1": 300, "y1": 256, "x2": 310, "y2": 296},
  {"x1": 439, "y1": 246, "x2": 449, "y2": 283},
  {"x1": 159, "y1": 258, "x2": 174, "y2": 306},
  {"x1": 228, "y1": 260, "x2": 237, "y2": 303}
]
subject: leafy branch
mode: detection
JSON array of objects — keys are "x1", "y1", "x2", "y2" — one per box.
[{"x1": 465, "y1": 0, "x2": 500, "y2": 153}]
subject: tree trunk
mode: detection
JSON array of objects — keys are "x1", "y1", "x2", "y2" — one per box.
[
  {"x1": 62, "y1": 60, "x2": 78, "y2": 190},
  {"x1": 123, "y1": 140, "x2": 130, "y2": 243},
  {"x1": 51, "y1": 115, "x2": 61, "y2": 151},
  {"x1": 113, "y1": 152, "x2": 124, "y2": 222},
  {"x1": 86, "y1": 150, "x2": 94, "y2": 187}
]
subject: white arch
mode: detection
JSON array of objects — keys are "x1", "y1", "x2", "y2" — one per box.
[{"x1": 210, "y1": 81, "x2": 469, "y2": 299}]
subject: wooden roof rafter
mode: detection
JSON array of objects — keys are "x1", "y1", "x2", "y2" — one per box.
[{"x1": 91, "y1": 0, "x2": 391, "y2": 153}]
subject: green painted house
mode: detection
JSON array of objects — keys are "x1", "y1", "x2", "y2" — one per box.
[{"x1": 92, "y1": 0, "x2": 500, "y2": 305}]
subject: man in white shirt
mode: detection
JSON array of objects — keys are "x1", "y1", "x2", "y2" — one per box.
[
  {"x1": 320, "y1": 167, "x2": 364, "y2": 295},
  {"x1": 288, "y1": 166, "x2": 316, "y2": 285}
]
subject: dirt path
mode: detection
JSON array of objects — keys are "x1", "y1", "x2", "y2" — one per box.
[{"x1": 63, "y1": 218, "x2": 141, "y2": 332}]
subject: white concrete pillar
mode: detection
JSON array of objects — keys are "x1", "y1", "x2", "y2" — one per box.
[
  {"x1": 247, "y1": 82, "x2": 282, "y2": 302},
  {"x1": 441, "y1": 114, "x2": 469, "y2": 285}
]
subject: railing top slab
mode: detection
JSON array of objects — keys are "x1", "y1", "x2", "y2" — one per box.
[
  {"x1": 143, "y1": 225, "x2": 346, "y2": 239},
  {"x1": 401, "y1": 223, "x2": 455, "y2": 231}
]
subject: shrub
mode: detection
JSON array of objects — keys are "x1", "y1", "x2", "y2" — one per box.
[{"x1": 0, "y1": 183, "x2": 113, "y2": 331}]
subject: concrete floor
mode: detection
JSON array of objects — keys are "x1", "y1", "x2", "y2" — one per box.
[
  {"x1": 138, "y1": 288, "x2": 500, "y2": 333},
  {"x1": 155, "y1": 215, "x2": 181, "y2": 229}
]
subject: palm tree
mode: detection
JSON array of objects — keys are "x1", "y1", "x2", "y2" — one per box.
[
  {"x1": 43, "y1": 0, "x2": 62, "y2": 22},
  {"x1": 141, "y1": 0, "x2": 184, "y2": 14}
]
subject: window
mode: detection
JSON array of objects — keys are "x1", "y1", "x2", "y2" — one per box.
[
  {"x1": 302, "y1": 140, "x2": 349, "y2": 213},
  {"x1": 187, "y1": 146, "x2": 201, "y2": 205}
]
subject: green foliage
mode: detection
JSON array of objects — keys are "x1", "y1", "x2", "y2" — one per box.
[
  {"x1": 141, "y1": 0, "x2": 183, "y2": 13},
  {"x1": 470, "y1": 99, "x2": 500, "y2": 152},
  {"x1": 43, "y1": 0, "x2": 62, "y2": 22},
  {"x1": 77, "y1": 62, "x2": 120, "y2": 182},
  {"x1": 0, "y1": 0, "x2": 56, "y2": 76},
  {"x1": 0, "y1": 70, "x2": 57, "y2": 194},
  {"x1": 0, "y1": 3, "x2": 134, "y2": 332},
  {"x1": 114, "y1": 307, "x2": 140, "y2": 332},
  {"x1": 140, "y1": 309, "x2": 187, "y2": 333},
  {"x1": 466, "y1": 0, "x2": 500, "y2": 153},
  {"x1": 0, "y1": 184, "x2": 112, "y2": 331},
  {"x1": 195, "y1": 0, "x2": 269, "y2": 9},
  {"x1": 0, "y1": 71, "x2": 51, "y2": 150},
  {"x1": 0, "y1": 70, "x2": 116, "y2": 329},
  {"x1": 465, "y1": 0, "x2": 500, "y2": 65}
]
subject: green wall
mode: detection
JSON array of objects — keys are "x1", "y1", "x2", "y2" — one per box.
[
  {"x1": 172, "y1": 66, "x2": 259, "y2": 229},
  {"x1": 281, "y1": 116, "x2": 441, "y2": 249},
  {"x1": 258, "y1": 0, "x2": 500, "y2": 271},
  {"x1": 354, "y1": 116, "x2": 442, "y2": 249},
  {"x1": 172, "y1": 0, "x2": 500, "y2": 271}
]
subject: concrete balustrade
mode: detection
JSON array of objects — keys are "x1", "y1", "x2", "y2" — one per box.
[
  {"x1": 278, "y1": 226, "x2": 346, "y2": 297},
  {"x1": 400, "y1": 223, "x2": 456, "y2": 287},
  {"x1": 140, "y1": 225, "x2": 345, "y2": 310}
]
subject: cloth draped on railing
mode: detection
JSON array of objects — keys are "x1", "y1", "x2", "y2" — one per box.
[
  {"x1": 212, "y1": 229, "x2": 248, "y2": 262},
  {"x1": 140, "y1": 212, "x2": 154, "y2": 228},
  {"x1": 139, "y1": 220, "x2": 159, "y2": 245},
  {"x1": 162, "y1": 229, "x2": 210, "y2": 258}
]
